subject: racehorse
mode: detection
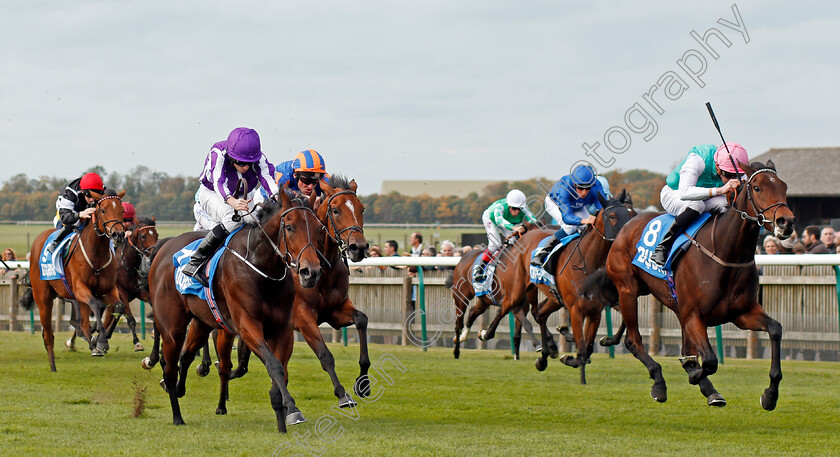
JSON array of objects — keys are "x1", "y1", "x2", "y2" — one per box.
[
  {"x1": 588, "y1": 160, "x2": 794, "y2": 408},
  {"x1": 102, "y1": 216, "x2": 158, "y2": 350},
  {"x1": 531, "y1": 190, "x2": 634, "y2": 384},
  {"x1": 209, "y1": 175, "x2": 371, "y2": 413},
  {"x1": 24, "y1": 189, "x2": 126, "y2": 371},
  {"x1": 148, "y1": 188, "x2": 322, "y2": 432},
  {"x1": 450, "y1": 227, "x2": 544, "y2": 360}
]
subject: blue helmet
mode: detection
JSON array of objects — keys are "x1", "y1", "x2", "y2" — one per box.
[{"x1": 570, "y1": 164, "x2": 597, "y2": 188}]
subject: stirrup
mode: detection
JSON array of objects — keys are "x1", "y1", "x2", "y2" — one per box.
[{"x1": 46, "y1": 241, "x2": 59, "y2": 253}]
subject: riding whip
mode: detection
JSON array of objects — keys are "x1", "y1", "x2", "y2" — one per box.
[{"x1": 705, "y1": 102, "x2": 743, "y2": 181}]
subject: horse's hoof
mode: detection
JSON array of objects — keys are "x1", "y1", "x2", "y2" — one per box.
[
  {"x1": 535, "y1": 358, "x2": 548, "y2": 372},
  {"x1": 216, "y1": 407, "x2": 227, "y2": 416},
  {"x1": 159, "y1": 379, "x2": 168, "y2": 393},
  {"x1": 599, "y1": 336, "x2": 615, "y2": 346},
  {"x1": 65, "y1": 337, "x2": 73, "y2": 349},
  {"x1": 141, "y1": 357, "x2": 153, "y2": 370},
  {"x1": 535, "y1": 345, "x2": 542, "y2": 353},
  {"x1": 513, "y1": 354, "x2": 519, "y2": 361},
  {"x1": 650, "y1": 388, "x2": 667, "y2": 403},
  {"x1": 559, "y1": 354, "x2": 572, "y2": 366},
  {"x1": 478, "y1": 330, "x2": 488, "y2": 341},
  {"x1": 549, "y1": 350, "x2": 559, "y2": 359},
  {"x1": 91, "y1": 348, "x2": 105, "y2": 357},
  {"x1": 114, "y1": 303, "x2": 125, "y2": 314},
  {"x1": 134, "y1": 342, "x2": 144, "y2": 352},
  {"x1": 760, "y1": 390, "x2": 778, "y2": 411},
  {"x1": 195, "y1": 364, "x2": 210, "y2": 377},
  {"x1": 707, "y1": 393, "x2": 727, "y2": 407},
  {"x1": 338, "y1": 393, "x2": 357, "y2": 409},
  {"x1": 286, "y1": 411, "x2": 306, "y2": 426},
  {"x1": 458, "y1": 328, "x2": 470, "y2": 343}
]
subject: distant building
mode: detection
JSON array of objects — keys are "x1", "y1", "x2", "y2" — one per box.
[
  {"x1": 751, "y1": 147, "x2": 840, "y2": 228},
  {"x1": 380, "y1": 180, "x2": 497, "y2": 198}
]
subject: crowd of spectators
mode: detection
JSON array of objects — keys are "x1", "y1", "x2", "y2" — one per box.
[{"x1": 761, "y1": 224, "x2": 838, "y2": 255}]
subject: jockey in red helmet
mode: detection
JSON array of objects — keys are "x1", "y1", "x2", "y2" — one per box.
[{"x1": 46, "y1": 172, "x2": 106, "y2": 253}]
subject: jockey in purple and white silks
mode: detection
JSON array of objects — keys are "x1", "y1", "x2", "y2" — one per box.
[
  {"x1": 183, "y1": 127, "x2": 280, "y2": 286},
  {"x1": 650, "y1": 142, "x2": 748, "y2": 268}
]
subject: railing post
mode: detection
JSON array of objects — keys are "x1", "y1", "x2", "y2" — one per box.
[
  {"x1": 715, "y1": 326, "x2": 725, "y2": 365},
  {"x1": 401, "y1": 276, "x2": 412, "y2": 346},
  {"x1": 649, "y1": 299, "x2": 662, "y2": 357},
  {"x1": 605, "y1": 307, "x2": 614, "y2": 358},
  {"x1": 9, "y1": 275, "x2": 18, "y2": 332},
  {"x1": 342, "y1": 327, "x2": 348, "y2": 346},
  {"x1": 834, "y1": 266, "x2": 840, "y2": 346},
  {"x1": 140, "y1": 300, "x2": 146, "y2": 340},
  {"x1": 558, "y1": 308, "x2": 569, "y2": 353},
  {"x1": 418, "y1": 267, "x2": 427, "y2": 352},
  {"x1": 508, "y1": 312, "x2": 515, "y2": 356}
]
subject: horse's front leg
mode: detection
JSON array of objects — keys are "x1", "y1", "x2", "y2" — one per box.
[
  {"x1": 618, "y1": 285, "x2": 667, "y2": 403},
  {"x1": 682, "y1": 314, "x2": 718, "y2": 384},
  {"x1": 178, "y1": 319, "x2": 212, "y2": 399},
  {"x1": 298, "y1": 306, "x2": 355, "y2": 408},
  {"x1": 680, "y1": 335, "x2": 726, "y2": 407},
  {"x1": 733, "y1": 307, "x2": 783, "y2": 411}
]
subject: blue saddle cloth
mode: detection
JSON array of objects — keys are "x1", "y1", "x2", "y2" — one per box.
[
  {"x1": 528, "y1": 232, "x2": 580, "y2": 286},
  {"x1": 632, "y1": 212, "x2": 712, "y2": 279},
  {"x1": 173, "y1": 227, "x2": 242, "y2": 299},
  {"x1": 471, "y1": 254, "x2": 498, "y2": 298},
  {"x1": 39, "y1": 230, "x2": 78, "y2": 280}
]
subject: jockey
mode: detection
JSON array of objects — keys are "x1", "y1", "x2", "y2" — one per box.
[
  {"x1": 650, "y1": 143, "x2": 747, "y2": 268},
  {"x1": 122, "y1": 202, "x2": 137, "y2": 227},
  {"x1": 182, "y1": 127, "x2": 280, "y2": 286},
  {"x1": 46, "y1": 172, "x2": 107, "y2": 253},
  {"x1": 473, "y1": 189, "x2": 537, "y2": 282},
  {"x1": 533, "y1": 164, "x2": 607, "y2": 266},
  {"x1": 274, "y1": 149, "x2": 329, "y2": 197}
]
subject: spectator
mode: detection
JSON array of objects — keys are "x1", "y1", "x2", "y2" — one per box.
[
  {"x1": 2, "y1": 248, "x2": 16, "y2": 261},
  {"x1": 836, "y1": 244, "x2": 840, "y2": 254},
  {"x1": 384, "y1": 240, "x2": 399, "y2": 257},
  {"x1": 461, "y1": 245, "x2": 473, "y2": 254},
  {"x1": 439, "y1": 240, "x2": 455, "y2": 257},
  {"x1": 762, "y1": 236, "x2": 781, "y2": 255},
  {"x1": 802, "y1": 225, "x2": 830, "y2": 254},
  {"x1": 409, "y1": 232, "x2": 423, "y2": 256},
  {"x1": 369, "y1": 245, "x2": 382, "y2": 257},
  {"x1": 792, "y1": 241, "x2": 807, "y2": 254},
  {"x1": 820, "y1": 227, "x2": 835, "y2": 252}
]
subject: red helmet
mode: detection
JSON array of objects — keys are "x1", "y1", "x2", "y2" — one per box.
[
  {"x1": 80, "y1": 172, "x2": 104, "y2": 192},
  {"x1": 122, "y1": 202, "x2": 136, "y2": 220}
]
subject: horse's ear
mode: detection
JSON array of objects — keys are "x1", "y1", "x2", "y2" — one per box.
[
  {"x1": 279, "y1": 184, "x2": 292, "y2": 208},
  {"x1": 308, "y1": 191, "x2": 318, "y2": 209},
  {"x1": 597, "y1": 191, "x2": 608, "y2": 208},
  {"x1": 766, "y1": 159, "x2": 776, "y2": 171},
  {"x1": 349, "y1": 179, "x2": 358, "y2": 193},
  {"x1": 320, "y1": 180, "x2": 336, "y2": 196},
  {"x1": 738, "y1": 161, "x2": 754, "y2": 176},
  {"x1": 617, "y1": 189, "x2": 627, "y2": 203},
  {"x1": 151, "y1": 216, "x2": 156, "y2": 222},
  {"x1": 118, "y1": 190, "x2": 126, "y2": 198}
]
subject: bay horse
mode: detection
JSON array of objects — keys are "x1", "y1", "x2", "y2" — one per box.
[
  {"x1": 531, "y1": 190, "x2": 634, "y2": 384},
  {"x1": 210, "y1": 175, "x2": 371, "y2": 414},
  {"x1": 24, "y1": 189, "x2": 126, "y2": 371},
  {"x1": 590, "y1": 160, "x2": 794, "y2": 408},
  {"x1": 148, "y1": 188, "x2": 322, "y2": 432},
  {"x1": 450, "y1": 246, "x2": 541, "y2": 360}
]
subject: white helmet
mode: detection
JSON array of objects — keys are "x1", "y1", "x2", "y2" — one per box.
[{"x1": 506, "y1": 189, "x2": 527, "y2": 208}]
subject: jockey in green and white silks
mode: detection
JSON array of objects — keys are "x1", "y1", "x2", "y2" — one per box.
[
  {"x1": 473, "y1": 189, "x2": 537, "y2": 282},
  {"x1": 650, "y1": 143, "x2": 748, "y2": 268}
]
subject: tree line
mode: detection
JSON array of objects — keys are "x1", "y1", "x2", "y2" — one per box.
[{"x1": 0, "y1": 167, "x2": 665, "y2": 223}]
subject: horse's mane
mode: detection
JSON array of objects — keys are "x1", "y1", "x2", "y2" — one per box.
[
  {"x1": 328, "y1": 174, "x2": 353, "y2": 190},
  {"x1": 103, "y1": 188, "x2": 118, "y2": 197},
  {"x1": 259, "y1": 189, "x2": 310, "y2": 224},
  {"x1": 135, "y1": 215, "x2": 156, "y2": 227}
]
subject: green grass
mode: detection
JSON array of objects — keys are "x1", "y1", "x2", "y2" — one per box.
[
  {"x1": 1, "y1": 332, "x2": 838, "y2": 456},
  {"x1": 0, "y1": 223, "x2": 482, "y2": 259}
]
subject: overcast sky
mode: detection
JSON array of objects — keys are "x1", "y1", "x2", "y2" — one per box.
[{"x1": 1, "y1": 1, "x2": 837, "y2": 195}]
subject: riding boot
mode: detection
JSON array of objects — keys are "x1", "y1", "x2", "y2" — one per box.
[
  {"x1": 182, "y1": 224, "x2": 229, "y2": 287},
  {"x1": 473, "y1": 258, "x2": 490, "y2": 283},
  {"x1": 531, "y1": 235, "x2": 561, "y2": 267},
  {"x1": 46, "y1": 225, "x2": 73, "y2": 253},
  {"x1": 651, "y1": 208, "x2": 700, "y2": 268}
]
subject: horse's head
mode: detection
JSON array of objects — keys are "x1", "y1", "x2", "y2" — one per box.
[
  {"x1": 596, "y1": 189, "x2": 634, "y2": 241},
  {"x1": 94, "y1": 189, "x2": 127, "y2": 246},
  {"x1": 317, "y1": 175, "x2": 368, "y2": 262},
  {"x1": 734, "y1": 160, "x2": 796, "y2": 239},
  {"x1": 277, "y1": 187, "x2": 323, "y2": 288},
  {"x1": 131, "y1": 216, "x2": 159, "y2": 257}
]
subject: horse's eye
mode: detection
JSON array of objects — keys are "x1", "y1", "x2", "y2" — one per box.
[
  {"x1": 285, "y1": 224, "x2": 293, "y2": 232},
  {"x1": 753, "y1": 186, "x2": 760, "y2": 192}
]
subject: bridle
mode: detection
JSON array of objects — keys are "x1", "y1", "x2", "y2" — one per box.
[
  {"x1": 730, "y1": 168, "x2": 790, "y2": 233},
  {"x1": 120, "y1": 225, "x2": 157, "y2": 272},
  {"x1": 324, "y1": 190, "x2": 365, "y2": 255},
  {"x1": 92, "y1": 195, "x2": 125, "y2": 241}
]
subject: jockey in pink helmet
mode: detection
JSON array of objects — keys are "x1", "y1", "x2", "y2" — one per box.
[{"x1": 651, "y1": 143, "x2": 749, "y2": 268}]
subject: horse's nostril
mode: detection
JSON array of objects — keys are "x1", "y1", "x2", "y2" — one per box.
[{"x1": 299, "y1": 268, "x2": 310, "y2": 278}]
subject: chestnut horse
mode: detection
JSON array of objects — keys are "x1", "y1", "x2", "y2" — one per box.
[
  {"x1": 591, "y1": 160, "x2": 794, "y2": 408},
  {"x1": 531, "y1": 190, "x2": 634, "y2": 384},
  {"x1": 210, "y1": 175, "x2": 370, "y2": 413},
  {"x1": 148, "y1": 189, "x2": 322, "y2": 432},
  {"x1": 450, "y1": 246, "x2": 541, "y2": 360},
  {"x1": 24, "y1": 189, "x2": 126, "y2": 370}
]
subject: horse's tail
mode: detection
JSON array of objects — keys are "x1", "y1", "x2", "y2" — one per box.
[
  {"x1": 138, "y1": 237, "x2": 172, "y2": 294},
  {"x1": 444, "y1": 270, "x2": 454, "y2": 289},
  {"x1": 579, "y1": 267, "x2": 619, "y2": 310},
  {"x1": 18, "y1": 272, "x2": 36, "y2": 311}
]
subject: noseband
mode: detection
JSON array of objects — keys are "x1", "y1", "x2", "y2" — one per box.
[
  {"x1": 731, "y1": 168, "x2": 790, "y2": 233},
  {"x1": 93, "y1": 195, "x2": 125, "y2": 241}
]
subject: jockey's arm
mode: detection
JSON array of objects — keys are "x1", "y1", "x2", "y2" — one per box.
[
  {"x1": 493, "y1": 204, "x2": 516, "y2": 231},
  {"x1": 678, "y1": 153, "x2": 721, "y2": 201}
]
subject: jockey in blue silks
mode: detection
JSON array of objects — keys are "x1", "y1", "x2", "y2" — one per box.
[
  {"x1": 274, "y1": 149, "x2": 330, "y2": 197},
  {"x1": 532, "y1": 164, "x2": 608, "y2": 266}
]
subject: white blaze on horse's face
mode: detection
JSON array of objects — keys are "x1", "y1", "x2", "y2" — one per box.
[{"x1": 344, "y1": 200, "x2": 360, "y2": 225}]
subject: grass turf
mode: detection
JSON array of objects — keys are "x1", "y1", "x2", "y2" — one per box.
[{"x1": 1, "y1": 332, "x2": 838, "y2": 456}]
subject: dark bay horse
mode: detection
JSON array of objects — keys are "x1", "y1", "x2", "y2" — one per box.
[
  {"x1": 25, "y1": 189, "x2": 126, "y2": 370},
  {"x1": 211, "y1": 176, "x2": 370, "y2": 414},
  {"x1": 531, "y1": 190, "x2": 634, "y2": 384},
  {"x1": 450, "y1": 223, "x2": 539, "y2": 360},
  {"x1": 148, "y1": 189, "x2": 322, "y2": 432},
  {"x1": 102, "y1": 216, "x2": 158, "y2": 350},
  {"x1": 591, "y1": 160, "x2": 794, "y2": 408}
]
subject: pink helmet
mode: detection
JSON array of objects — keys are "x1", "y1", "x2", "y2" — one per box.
[{"x1": 714, "y1": 143, "x2": 748, "y2": 174}]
